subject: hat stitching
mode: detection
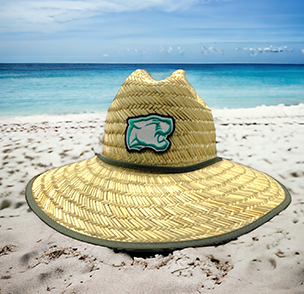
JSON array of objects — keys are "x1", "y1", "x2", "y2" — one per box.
[{"x1": 125, "y1": 113, "x2": 175, "y2": 153}]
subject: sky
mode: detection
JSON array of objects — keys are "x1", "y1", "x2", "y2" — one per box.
[{"x1": 1, "y1": 0, "x2": 304, "y2": 63}]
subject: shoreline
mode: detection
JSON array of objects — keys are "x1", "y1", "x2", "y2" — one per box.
[
  {"x1": 1, "y1": 103, "x2": 304, "y2": 293},
  {"x1": 0, "y1": 103, "x2": 303, "y2": 123},
  {"x1": 0, "y1": 111, "x2": 108, "y2": 124}
]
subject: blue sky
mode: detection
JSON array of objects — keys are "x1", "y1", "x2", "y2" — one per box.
[{"x1": 1, "y1": 0, "x2": 304, "y2": 63}]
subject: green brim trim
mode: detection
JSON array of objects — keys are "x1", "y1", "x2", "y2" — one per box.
[
  {"x1": 25, "y1": 175, "x2": 291, "y2": 252},
  {"x1": 96, "y1": 154, "x2": 222, "y2": 173}
]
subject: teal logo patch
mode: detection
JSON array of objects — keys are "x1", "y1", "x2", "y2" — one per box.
[{"x1": 125, "y1": 114, "x2": 175, "y2": 153}]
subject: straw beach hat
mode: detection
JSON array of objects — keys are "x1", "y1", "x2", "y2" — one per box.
[{"x1": 26, "y1": 69, "x2": 291, "y2": 251}]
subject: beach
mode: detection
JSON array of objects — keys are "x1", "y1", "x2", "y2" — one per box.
[{"x1": 0, "y1": 103, "x2": 304, "y2": 293}]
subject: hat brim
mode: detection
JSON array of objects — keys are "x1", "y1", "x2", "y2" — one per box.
[{"x1": 26, "y1": 155, "x2": 291, "y2": 251}]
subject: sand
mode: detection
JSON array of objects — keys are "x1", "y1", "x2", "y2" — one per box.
[{"x1": 0, "y1": 104, "x2": 303, "y2": 294}]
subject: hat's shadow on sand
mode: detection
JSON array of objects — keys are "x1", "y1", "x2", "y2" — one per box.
[
  {"x1": 112, "y1": 237, "x2": 238, "y2": 259},
  {"x1": 113, "y1": 248, "x2": 174, "y2": 259}
]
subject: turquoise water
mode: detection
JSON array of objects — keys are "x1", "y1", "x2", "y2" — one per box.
[{"x1": 1, "y1": 63, "x2": 304, "y2": 117}]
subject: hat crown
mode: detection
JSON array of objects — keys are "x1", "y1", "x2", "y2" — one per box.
[{"x1": 102, "y1": 69, "x2": 217, "y2": 167}]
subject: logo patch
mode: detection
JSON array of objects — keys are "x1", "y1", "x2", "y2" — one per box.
[{"x1": 125, "y1": 114, "x2": 175, "y2": 153}]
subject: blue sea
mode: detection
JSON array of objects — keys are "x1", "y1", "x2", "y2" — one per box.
[{"x1": 1, "y1": 63, "x2": 304, "y2": 117}]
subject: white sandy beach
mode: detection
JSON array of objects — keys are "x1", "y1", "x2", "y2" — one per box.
[{"x1": 0, "y1": 104, "x2": 304, "y2": 294}]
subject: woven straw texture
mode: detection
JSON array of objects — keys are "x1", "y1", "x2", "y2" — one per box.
[
  {"x1": 27, "y1": 69, "x2": 289, "y2": 248},
  {"x1": 103, "y1": 69, "x2": 216, "y2": 167},
  {"x1": 31, "y1": 157, "x2": 286, "y2": 244}
]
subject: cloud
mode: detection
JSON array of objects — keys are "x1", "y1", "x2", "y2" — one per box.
[
  {"x1": 0, "y1": 0, "x2": 235, "y2": 33},
  {"x1": 1, "y1": 1, "x2": 100, "y2": 26},
  {"x1": 0, "y1": 0, "x2": 194, "y2": 31},
  {"x1": 199, "y1": 0, "x2": 232, "y2": 3},
  {"x1": 201, "y1": 46, "x2": 224, "y2": 55},
  {"x1": 237, "y1": 45, "x2": 294, "y2": 56},
  {"x1": 165, "y1": 46, "x2": 186, "y2": 55},
  {"x1": 177, "y1": 46, "x2": 184, "y2": 55},
  {"x1": 159, "y1": 46, "x2": 180, "y2": 54}
]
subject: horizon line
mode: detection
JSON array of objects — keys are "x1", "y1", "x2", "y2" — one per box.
[{"x1": 1, "y1": 62, "x2": 304, "y2": 65}]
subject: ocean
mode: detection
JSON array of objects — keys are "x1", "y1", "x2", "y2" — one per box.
[{"x1": 1, "y1": 63, "x2": 304, "y2": 117}]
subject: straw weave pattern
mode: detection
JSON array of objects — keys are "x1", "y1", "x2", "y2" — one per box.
[
  {"x1": 102, "y1": 69, "x2": 217, "y2": 166},
  {"x1": 32, "y1": 157, "x2": 286, "y2": 243}
]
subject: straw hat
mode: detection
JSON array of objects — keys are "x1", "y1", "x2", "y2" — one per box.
[{"x1": 26, "y1": 69, "x2": 291, "y2": 251}]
